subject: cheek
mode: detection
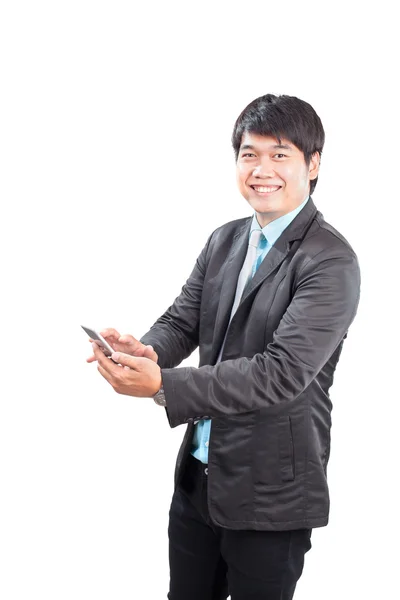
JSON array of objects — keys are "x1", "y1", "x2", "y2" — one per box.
[
  {"x1": 281, "y1": 165, "x2": 307, "y2": 186},
  {"x1": 236, "y1": 165, "x2": 249, "y2": 188}
]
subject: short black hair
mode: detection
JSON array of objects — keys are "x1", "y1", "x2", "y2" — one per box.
[{"x1": 232, "y1": 94, "x2": 325, "y2": 195}]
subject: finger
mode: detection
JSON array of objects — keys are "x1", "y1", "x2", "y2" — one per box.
[
  {"x1": 118, "y1": 334, "x2": 142, "y2": 349},
  {"x1": 117, "y1": 334, "x2": 145, "y2": 356},
  {"x1": 86, "y1": 354, "x2": 97, "y2": 363},
  {"x1": 118, "y1": 334, "x2": 138, "y2": 342},
  {"x1": 100, "y1": 328, "x2": 122, "y2": 342},
  {"x1": 113, "y1": 336, "x2": 141, "y2": 353},
  {"x1": 92, "y1": 343, "x2": 120, "y2": 376},
  {"x1": 97, "y1": 362, "x2": 114, "y2": 384}
]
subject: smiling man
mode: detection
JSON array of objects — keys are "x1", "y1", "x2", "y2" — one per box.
[{"x1": 88, "y1": 94, "x2": 361, "y2": 600}]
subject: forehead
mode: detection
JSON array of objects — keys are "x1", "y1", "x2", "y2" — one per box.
[{"x1": 239, "y1": 131, "x2": 300, "y2": 153}]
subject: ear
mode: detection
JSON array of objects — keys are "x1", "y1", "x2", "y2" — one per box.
[{"x1": 309, "y1": 152, "x2": 320, "y2": 181}]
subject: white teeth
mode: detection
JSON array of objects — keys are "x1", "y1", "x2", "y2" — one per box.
[{"x1": 253, "y1": 186, "x2": 280, "y2": 193}]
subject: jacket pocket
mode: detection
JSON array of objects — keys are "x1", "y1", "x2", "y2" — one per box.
[
  {"x1": 253, "y1": 414, "x2": 295, "y2": 486},
  {"x1": 278, "y1": 416, "x2": 295, "y2": 482}
]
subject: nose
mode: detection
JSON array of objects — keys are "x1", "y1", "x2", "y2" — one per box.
[{"x1": 252, "y1": 158, "x2": 275, "y2": 178}]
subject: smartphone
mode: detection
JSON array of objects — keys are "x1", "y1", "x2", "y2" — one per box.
[{"x1": 81, "y1": 325, "x2": 115, "y2": 357}]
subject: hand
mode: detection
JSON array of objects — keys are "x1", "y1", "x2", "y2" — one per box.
[
  {"x1": 91, "y1": 342, "x2": 162, "y2": 398},
  {"x1": 86, "y1": 328, "x2": 158, "y2": 364}
]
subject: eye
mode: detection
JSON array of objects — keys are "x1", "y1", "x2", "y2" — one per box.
[
  {"x1": 273, "y1": 153, "x2": 287, "y2": 159},
  {"x1": 242, "y1": 153, "x2": 256, "y2": 158}
]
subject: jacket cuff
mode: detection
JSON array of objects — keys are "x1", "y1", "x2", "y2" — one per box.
[{"x1": 161, "y1": 368, "x2": 183, "y2": 428}]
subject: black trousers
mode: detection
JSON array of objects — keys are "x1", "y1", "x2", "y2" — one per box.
[{"x1": 168, "y1": 453, "x2": 312, "y2": 600}]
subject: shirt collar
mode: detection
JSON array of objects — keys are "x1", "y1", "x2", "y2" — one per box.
[{"x1": 250, "y1": 195, "x2": 310, "y2": 246}]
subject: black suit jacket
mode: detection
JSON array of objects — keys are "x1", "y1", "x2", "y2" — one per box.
[{"x1": 141, "y1": 198, "x2": 361, "y2": 531}]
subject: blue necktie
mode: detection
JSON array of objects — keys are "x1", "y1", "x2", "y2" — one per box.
[{"x1": 253, "y1": 232, "x2": 268, "y2": 275}]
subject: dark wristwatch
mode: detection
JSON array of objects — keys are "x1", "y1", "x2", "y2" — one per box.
[{"x1": 153, "y1": 385, "x2": 166, "y2": 407}]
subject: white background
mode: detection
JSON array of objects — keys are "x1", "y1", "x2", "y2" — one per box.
[{"x1": 0, "y1": 1, "x2": 399, "y2": 598}]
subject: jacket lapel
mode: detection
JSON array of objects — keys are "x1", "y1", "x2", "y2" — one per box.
[{"x1": 210, "y1": 219, "x2": 251, "y2": 364}]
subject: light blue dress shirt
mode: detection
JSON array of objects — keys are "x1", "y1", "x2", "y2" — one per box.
[{"x1": 190, "y1": 196, "x2": 310, "y2": 464}]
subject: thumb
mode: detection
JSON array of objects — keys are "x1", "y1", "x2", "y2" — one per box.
[
  {"x1": 111, "y1": 352, "x2": 141, "y2": 370},
  {"x1": 143, "y1": 344, "x2": 158, "y2": 362}
]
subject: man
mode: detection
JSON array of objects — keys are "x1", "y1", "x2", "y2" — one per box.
[{"x1": 87, "y1": 94, "x2": 361, "y2": 599}]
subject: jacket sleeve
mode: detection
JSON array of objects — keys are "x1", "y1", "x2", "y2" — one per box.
[
  {"x1": 139, "y1": 234, "x2": 213, "y2": 369},
  {"x1": 161, "y1": 244, "x2": 361, "y2": 428}
]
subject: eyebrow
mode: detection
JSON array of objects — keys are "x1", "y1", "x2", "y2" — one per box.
[{"x1": 239, "y1": 143, "x2": 294, "y2": 152}]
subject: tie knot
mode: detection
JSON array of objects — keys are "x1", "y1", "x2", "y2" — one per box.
[{"x1": 249, "y1": 229, "x2": 266, "y2": 248}]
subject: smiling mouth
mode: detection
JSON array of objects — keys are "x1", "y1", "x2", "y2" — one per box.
[{"x1": 250, "y1": 185, "x2": 282, "y2": 194}]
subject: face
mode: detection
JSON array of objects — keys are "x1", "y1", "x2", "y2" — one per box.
[{"x1": 236, "y1": 132, "x2": 320, "y2": 227}]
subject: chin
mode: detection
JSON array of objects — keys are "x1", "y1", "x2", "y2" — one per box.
[{"x1": 249, "y1": 199, "x2": 281, "y2": 213}]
